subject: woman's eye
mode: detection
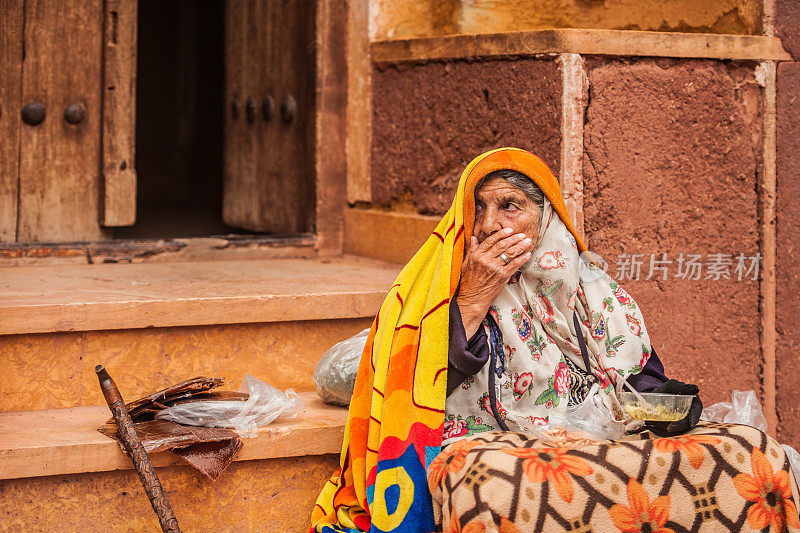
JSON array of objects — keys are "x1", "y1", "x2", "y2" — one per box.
[{"x1": 502, "y1": 202, "x2": 518, "y2": 211}]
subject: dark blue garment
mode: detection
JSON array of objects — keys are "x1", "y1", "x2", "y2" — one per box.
[{"x1": 446, "y1": 299, "x2": 668, "y2": 397}]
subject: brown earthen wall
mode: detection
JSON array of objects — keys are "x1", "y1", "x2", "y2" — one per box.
[
  {"x1": 371, "y1": 58, "x2": 562, "y2": 215},
  {"x1": 583, "y1": 58, "x2": 764, "y2": 407},
  {"x1": 0, "y1": 317, "x2": 373, "y2": 412},
  {"x1": 776, "y1": 61, "x2": 800, "y2": 448},
  {"x1": 776, "y1": 0, "x2": 800, "y2": 60}
]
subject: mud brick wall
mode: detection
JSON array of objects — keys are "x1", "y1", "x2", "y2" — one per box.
[
  {"x1": 776, "y1": 56, "x2": 800, "y2": 448},
  {"x1": 582, "y1": 58, "x2": 764, "y2": 407},
  {"x1": 370, "y1": 58, "x2": 562, "y2": 214},
  {"x1": 368, "y1": 51, "x2": 797, "y2": 447}
]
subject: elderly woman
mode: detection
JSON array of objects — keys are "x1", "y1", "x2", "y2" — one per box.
[
  {"x1": 310, "y1": 149, "x2": 800, "y2": 533},
  {"x1": 444, "y1": 167, "x2": 699, "y2": 444}
]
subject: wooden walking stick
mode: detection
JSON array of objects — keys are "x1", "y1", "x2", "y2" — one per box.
[{"x1": 96, "y1": 365, "x2": 181, "y2": 533}]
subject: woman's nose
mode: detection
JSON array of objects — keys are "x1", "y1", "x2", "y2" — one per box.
[{"x1": 479, "y1": 207, "x2": 504, "y2": 237}]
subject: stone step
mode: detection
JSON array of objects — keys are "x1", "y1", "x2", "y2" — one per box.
[
  {"x1": 0, "y1": 256, "x2": 400, "y2": 412},
  {"x1": 0, "y1": 392, "x2": 346, "y2": 531}
]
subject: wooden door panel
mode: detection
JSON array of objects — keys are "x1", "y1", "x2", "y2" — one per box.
[
  {"x1": 101, "y1": 0, "x2": 138, "y2": 227},
  {"x1": 17, "y1": 0, "x2": 108, "y2": 242},
  {"x1": 223, "y1": 0, "x2": 316, "y2": 234},
  {"x1": 0, "y1": 0, "x2": 23, "y2": 241},
  {"x1": 222, "y1": 0, "x2": 258, "y2": 231}
]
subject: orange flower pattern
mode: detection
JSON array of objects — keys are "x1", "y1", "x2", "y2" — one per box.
[
  {"x1": 429, "y1": 426, "x2": 800, "y2": 533},
  {"x1": 444, "y1": 512, "x2": 486, "y2": 533},
  {"x1": 733, "y1": 448, "x2": 800, "y2": 531},
  {"x1": 428, "y1": 438, "x2": 484, "y2": 489},
  {"x1": 654, "y1": 434, "x2": 721, "y2": 469},
  {"x1": 502, "y1": 447, "x2": 593, "y2": 503},
  {"x1": 609, "y1": 478, "x2": 673, "y2": 533}
]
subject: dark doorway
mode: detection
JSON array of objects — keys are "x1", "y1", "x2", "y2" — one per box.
[{"x1": 116, "y1": 0, "x2": 241, "y2": 238}]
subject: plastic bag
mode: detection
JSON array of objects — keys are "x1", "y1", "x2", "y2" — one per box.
[
  {"x1": 313, "y1": 328, "x2": 369, "y2": 406},
  {"x1": 702, "y1": 390, "x2": 800, "y2": 488},
  {"x1": 156, "y1": 375, "x2": 304, "y2": 438},
  {"x1": 514, "y1": 386, "x2": 630, "y2": 443},
  {"x1": 781, "y1": 444, "x2": 800, "y2": 490},
  {"x1": 699, "y1": 390, "x2": 768, "y2": 432}
]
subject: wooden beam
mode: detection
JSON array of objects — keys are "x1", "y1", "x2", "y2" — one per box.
[
  {"x1": 372, "y1": 29, "x2": 793, "y2": 65},
  {"x1": 315, "y1": 0, "x2": 348, "y2": 255},
  {"x1": 345, "y1": 0, "x2": 372, "y2": 204},
  {"x1": 101, "y1": 0, "x2": 138, "y2": 227},
  {"x1": 0, "y1": 234, "x2": 316, "y2": 267}
]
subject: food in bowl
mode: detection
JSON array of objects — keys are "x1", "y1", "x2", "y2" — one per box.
[{"x1": 619, "y1": 392, "x2": 693, "y2": 422}]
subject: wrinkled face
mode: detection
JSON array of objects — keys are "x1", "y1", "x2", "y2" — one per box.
[{"x1": 473, "y1": 178, "x2": 542, "y2": 244}]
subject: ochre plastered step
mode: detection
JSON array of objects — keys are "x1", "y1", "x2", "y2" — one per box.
[
  {"x1": 0, "y1": 256, "x2": 399, "y2": 335},
  {"x1": 0, "y1": 392, "x2": 346, "y2": 480},
  {"x1": 0, "y1": 256, "x2": 398, "y2": 412},
  {"x1": 0, "y1": 317, "x2": 372, "y2": 412},
  {"x1": 1, "y1": 453, "x2": 338, "y2": 532}
]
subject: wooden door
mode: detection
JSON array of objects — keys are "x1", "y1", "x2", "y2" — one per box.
[
  {"x1": 223, "y1": 0, "x2": 316, "y2": 234},
  {"x1": 0, "y1": 0, "x2": 136, "y2": 244},
  {"x1": 0, "y1": 0, "x2": 23, "y2": 241},
  {"x1": 17, "y1": 0, "x2": 108, "y2": 242}
]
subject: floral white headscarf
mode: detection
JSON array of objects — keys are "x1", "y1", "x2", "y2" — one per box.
[{"x1": 444, "y1": 197, "x2": 653, "y2": 442}]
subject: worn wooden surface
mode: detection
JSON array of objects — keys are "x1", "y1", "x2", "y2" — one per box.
[
  {"x1": 223, "y1": 0, "x2": 317, "y2": 234},
  {"x1": 372, "y1": 29, "x2": 792, "y2": 64},
  {"x1": 0, "y1": 392, "x2": 346, "y2": 480},
  {"x1": 17, "y1": 0, "x2": 109, "y2": 242},
  {"x1": 346, "y1": 0, "x2": 372, "y2": 204},
  {"x1": 0, "y1": 255, "x2": 398, "y2": 334},
  {"x1": 344, "y1": 208, "x2": 439, "y2": 264},
  {"x1": 0, "y1": 234, "x2": 317, "y2": 267},
  {"x1": 101, "y1": 0, "x2": 138, "y2": 227},
  {"x1": 315, "y1": 0, "x2": 348, "y2": 255},
  {"x1": 222, "y1": 0, "x2": 257, "y2": 232},
  {"x1": 0, "y1": 0, "x2": 23, "y2": 242}
]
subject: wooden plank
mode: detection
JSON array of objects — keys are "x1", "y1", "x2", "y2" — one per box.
[
  {"x1": 371, "y1": 29, "x2": 793, "y2": 64},
  {"x1": 345, "y1": 0, "x2": 372, "y2": 204},
  {"x1": 0, "y1": 393, "x2": 346, "y2": 480},
  {"x1": 222, "y1": 0, "x2": 256, "y2": 230},
  {"x1": 0, "y1": 234, "x2": 317, "y2": 267},
  {"x1": 258, "y1": 0, "x2": 317, "y2": 234},
  {"x1": 0, "y1": 0, "x2": 23, "y2": 242},
  {"x1": 223, "y1": 0, "x2": 317, "y2": 234},
  {"x1": 0, "y1": 256, "x2": 399, "y2": 334},
  {"x1": 17, "y1": 0, "x2": 109, "y2": 242},
  {"x1": 101, "y1": 0, "x2": 138, "y2": 227},
  {"x1": 315, "y1": 0, "x2": 348, "y2": 255}
]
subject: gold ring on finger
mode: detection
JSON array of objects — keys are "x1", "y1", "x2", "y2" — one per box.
[{"x1": 499, "y1": 253, "x2": 511, "y2": 265}]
